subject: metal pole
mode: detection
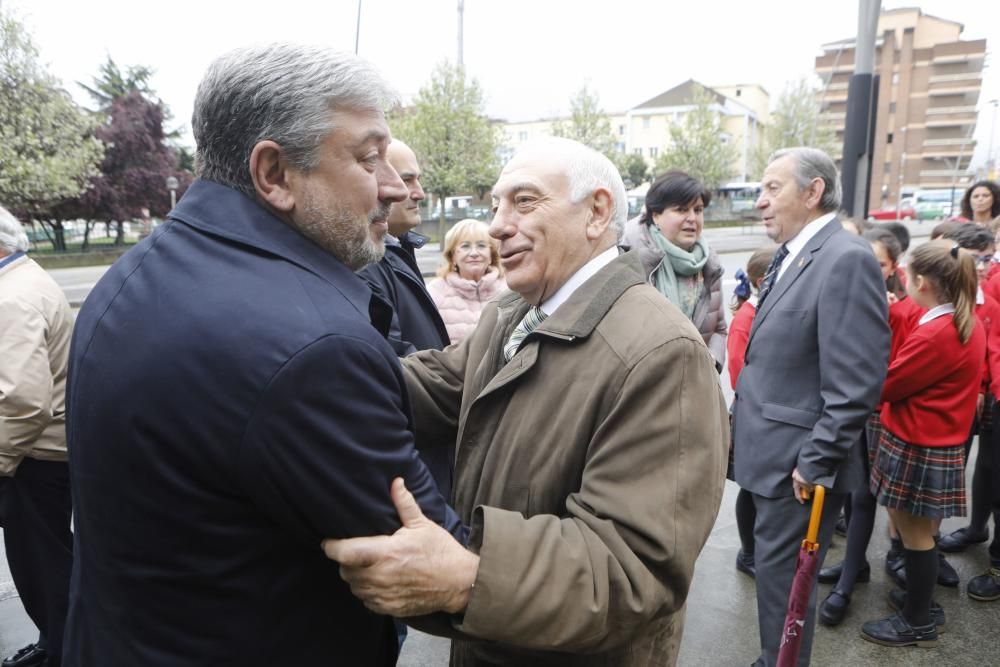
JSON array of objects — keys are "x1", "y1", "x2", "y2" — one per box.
[
  {"x1": 354, "y1": 0, "x2": 362, "y2": 54},
  {"x1": 840, "y1": 0, "x2": 881, "y2": 218},
  {"x1": 457, "y1": 0, "x2": 465, "y2": 67},
  {"x1": 989, "y1": 99, "x2": 999, "y2": 178}
]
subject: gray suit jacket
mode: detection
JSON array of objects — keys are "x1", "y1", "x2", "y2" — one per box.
[{"x1": 732, "y1": 218, "x2": 890, "y2": 498}]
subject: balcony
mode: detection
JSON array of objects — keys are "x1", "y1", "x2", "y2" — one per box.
[
  {"x1": 923, "y1": 138, "x2": 973, "y2": 146},
  {"x1": 932, "y1": 53, "x2": 983, "y2": 65},
  {"x1": 928, "y1": 87, "x2": 980, "y2": 97},
  {"x1": 929, "y1": 72, "x2": 982, "y2": 84},
  {"x1": 926, "y1": 106, "x2": 977, "y2": 115}
]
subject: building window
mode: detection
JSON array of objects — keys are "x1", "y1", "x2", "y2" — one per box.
[
  {"x1": 735, "y1": 88, "x2": 742, "y2": 97},
  {"x1": 643, "y1": 117, "x2": 650, "y2": 129},
  {"x1": 887, "y1": 132, "x2": 893, "y2": 144},
  {"x1": 618, "y1": 125, "x2": 625, "y2": 136},
  {"x1": 649, "y1": 147, "x2": 659, "y2": 158},
  {"x1": 889, "y1": 102, "x2": 896, "y2": 113},
  {"x1": 616, "y1": 142, "x2": 626, "y2": 153},
  {"x1": 884, "y1": 162, "x2": 892, "y2": 174},
  {"x1": 892, "y1": 73, "x2": 899, "y2": 85},
  {"x1": 518, "y1": 131, "x2": 528, "y2": 141},
  {"x1": 634, "y1": 147, "x2": 643, "y2": 156}
]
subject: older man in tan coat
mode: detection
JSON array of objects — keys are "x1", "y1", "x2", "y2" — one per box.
[
  {"x1": 325, "y1": 138, "x2": 728, "y2": 666},
  {"x1": 0, "y1": 207, "x2": 74, "y2": 667}
]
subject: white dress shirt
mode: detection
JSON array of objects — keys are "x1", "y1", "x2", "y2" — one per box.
[
  {"x1": 776, "y1": 212, "x2": 836, "y2": 282},
  {"x1": 918, "y1": 302, "x2": 956, "y2": 326}
]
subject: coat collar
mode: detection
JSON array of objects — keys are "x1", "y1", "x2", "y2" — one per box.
[
  {"x1": 169, "y1": 178, "x2": 375, "y2": 318},
  {"x1": 749, "y1": 217, "x2": 843, "y2": 338},
  {"x1": 496, "y1": 248, "x2": 645, "y2": 342}
]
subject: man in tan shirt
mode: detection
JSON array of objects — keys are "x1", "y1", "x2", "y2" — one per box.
[{"x1": 0, "y1": 206, "x2": 74, "y2": 667}]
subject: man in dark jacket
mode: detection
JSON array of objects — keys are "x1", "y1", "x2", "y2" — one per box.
[
  {"x1": 359, "y1": 140, "x2": 449, "y2": 355},
  {"x1": 64, "y1": 44, "x2": 462, "y2": 667}
]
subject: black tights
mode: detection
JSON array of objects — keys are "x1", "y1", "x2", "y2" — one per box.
[
  {"x1": 834, "y1": 487, "x2": 877, "y2": 595},
  {"x1": 736, "y1": 488, "x2": 756, "y2": 555}
]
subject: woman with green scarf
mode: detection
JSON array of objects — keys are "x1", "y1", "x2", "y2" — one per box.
[{"x1": 623, "y1": 170, "x2": 727, "y2": 370}]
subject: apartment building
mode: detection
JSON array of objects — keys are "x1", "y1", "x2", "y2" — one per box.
[
  {"x1": 815, "y1": 7, "x2": 986, "y2": 209},
  {"x1": 500, "y1": 80, "x2": 768, "y2": 183}
]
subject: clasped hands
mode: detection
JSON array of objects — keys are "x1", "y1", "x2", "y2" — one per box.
[{"x1": 322, "y1": 478, "x2": 479, "y2": 617}]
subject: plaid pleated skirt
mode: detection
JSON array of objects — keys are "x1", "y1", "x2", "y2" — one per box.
[
  {"x1": 980, "y1": 393, "x2": 995, "y2": 432},
  {"x1": 870, "y1": 426, "x2": 966, "y2": 519},
  {"x1": 865, "y1": 411, "x2": 885, "y2": 473}
]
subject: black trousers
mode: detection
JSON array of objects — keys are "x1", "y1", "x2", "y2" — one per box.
[{"x1": 0, "y1": 459, "x2": 72, "y2": 667}]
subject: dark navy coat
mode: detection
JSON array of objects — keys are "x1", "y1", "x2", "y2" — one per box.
[
  {"x1": 64, "y1": 179, "x2": 462, "y2": 666},
  {"x1": 359, "y1": 232, "x2": 450, "y2": 355}
]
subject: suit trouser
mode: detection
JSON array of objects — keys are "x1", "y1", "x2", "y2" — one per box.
[
  {"x1": 0, "y1": 459, "x2": 73, "y2": 667},
  {"x1": 751, "y1": 491, "x2": 844, "y2": 667}
]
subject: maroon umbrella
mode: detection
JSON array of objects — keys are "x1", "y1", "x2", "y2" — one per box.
[{"x1": 776, "y1": 485, "x2": 826, "y2": 667}]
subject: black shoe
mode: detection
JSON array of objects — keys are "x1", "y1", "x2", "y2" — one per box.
[
  {"x1": 885, "y1": 551, "x2": 907, "y2": 589},
  {"x1": 2, "y1": 643, "x2": 47, "y2": 667},
  {"x1": 735, "y1": 549, "x2": 756, "y2": 579},
  {"x1": 938, "y1": 527, "x2": 989, "y2": 553},
  {"x1": 967, "y1": 566, "x2": 1000, "y2": 601},
  {"x1": 835, "y1": 513, "x2": 848, "y2": 537},
  {"x1": 818, "y1": 560, "x2": 870, "y2": 585},
  {"x1": 887, "y1": 589, "x2": 946, "y2": 632},
  {"x1": 937, "y1": 552, "x2": 959, "y2": 587},
  {"x1": 860, "y1": 612, "x2": 938, "y2": 648},
  {"x1": 819, "y1": 589, "x2": 851, "y2": 626}
]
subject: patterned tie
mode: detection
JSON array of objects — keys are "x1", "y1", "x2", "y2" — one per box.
[
  {"x1": 756, "y1": 243, "x2": 789, "y2": 309},
  {"x1": 504, "y1": 306, "x2": 548, "y2": 361}
]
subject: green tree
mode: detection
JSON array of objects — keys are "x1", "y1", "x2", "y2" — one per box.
[
  {"x1": 390, "y1": 61, "x2": 501, "y2": 242},
  {"x1": 551, "y1": 83, "x2": 617, "y2": 156},
  {"x1": 615, "y1": 152, "x2": 650, "y2": 189},
  {"x1": 751, "y1": 77, "x2": 838, "y2": 178},
  {"x1": 0, "y1": 11, "x2": 104, "y2": 251},
  {"x1": 654, "y1": 86, "x2": 738, "y2": 189},
  {"x1": 78, "y1": 55, "x2": 155, "y2": 113}
]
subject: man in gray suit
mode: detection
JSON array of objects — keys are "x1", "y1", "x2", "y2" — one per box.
[{"x1": 732, "y1": 147, "x2": 889, "y2": 666}]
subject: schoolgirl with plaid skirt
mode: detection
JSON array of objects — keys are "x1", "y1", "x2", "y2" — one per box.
[{"x1": 861, "y1": 241, "x2": 986, "y2": 648}]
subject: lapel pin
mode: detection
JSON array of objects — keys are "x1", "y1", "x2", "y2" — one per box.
[{"x1": 797, "y1": 257, "x2": 805, "y2": 268}]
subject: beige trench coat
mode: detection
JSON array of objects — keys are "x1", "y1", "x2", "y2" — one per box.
[
  {"x1": 403, "y1": 250, "x2": 728, "y2": 666},
  {"x1": 0, "y1": 255, "x2": 73, "y2": 475}
]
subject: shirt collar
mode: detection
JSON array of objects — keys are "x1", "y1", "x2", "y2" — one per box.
[
  {"x1": 978, "y1": 286, "x2": 985, "y2": 305},
  {"x1": 918, "y1": 302, "x2": 956, "y2": 326},
  {"x1": 0, "y1": 250, "x2": 25, "y2": 270},
  {"x1": 540, "y1": 246, "x2": 619, "y2": 316},
  {"x1": 783, "y1": 212, "x2": 836, "y2": 259}
]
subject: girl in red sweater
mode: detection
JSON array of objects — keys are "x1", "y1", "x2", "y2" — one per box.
[
  {"x1": 819, "y1": 228, "x2": 918, "y2": 625},
  {"x1": 726, "y1": 245, "x2": 775, "y2": 580},
  {"x1": 862, "y1": 241, "x2": 985, "y2": 648}
]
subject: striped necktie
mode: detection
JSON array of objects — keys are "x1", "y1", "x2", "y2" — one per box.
[
  {"x1": 756, "y1": 243, "x2": 789, "y2": 309},
  {"x1": 504, "y1": 306, "x2": 548, "y2": 361}
]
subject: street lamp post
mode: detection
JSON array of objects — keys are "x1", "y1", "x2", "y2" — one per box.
[{"x1": 166, "y1": 176, "x2": 179, "y2": 211}]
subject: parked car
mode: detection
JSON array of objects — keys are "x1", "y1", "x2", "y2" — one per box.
[{"x1": 867, "y1": 198, "x2": 916, "y2": 221}]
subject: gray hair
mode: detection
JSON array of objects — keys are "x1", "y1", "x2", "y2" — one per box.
[
  {"x1": 768, "y1": 147, "x2": 842, "y2": 213},
  {"x1": 193, "y1": 43, "x2": 398, "y2": 199},
  {"x1": 512, "y1": 137, "x2": 627, "y2": 242},
  {"x1": 0, "y1": 206, "x2": 29, "y2": 254}
]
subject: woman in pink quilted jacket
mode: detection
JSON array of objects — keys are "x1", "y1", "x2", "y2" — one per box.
[{"x1": 428, "y1": 219, "x2": 507, "y2": 343}]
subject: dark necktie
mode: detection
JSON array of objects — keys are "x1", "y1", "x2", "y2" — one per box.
[{"x1": 756, "y1": 243, "x2": 789, "y2": 309}]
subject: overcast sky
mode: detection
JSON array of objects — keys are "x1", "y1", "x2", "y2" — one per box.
[{"x1": 6, "y1": 0, "x2": 999, "y2": 165}]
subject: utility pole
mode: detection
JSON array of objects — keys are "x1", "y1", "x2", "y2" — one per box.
[
  {"x1": 457, "y1": 0, "x2": 465, "y2": 66},
  {"x1": 840, "y1": 0, "x2": 881, "y2": 218},
  {"x1": 354, "y1": 0, "x2": 362, "y2": 54}
]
